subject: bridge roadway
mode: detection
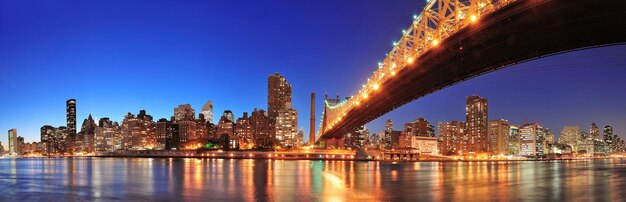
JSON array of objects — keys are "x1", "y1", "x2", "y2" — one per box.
[{"x1": 320, "y1": 0, "x2": 626, "y2": 139}]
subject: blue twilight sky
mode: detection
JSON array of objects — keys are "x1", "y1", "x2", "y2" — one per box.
[{"x1": 1, "y1": 0, "x2": 625, "y2": 146}]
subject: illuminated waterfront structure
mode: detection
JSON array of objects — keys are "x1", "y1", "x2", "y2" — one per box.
[
  {"x1": 559, "y1": 126, "x2": 581, "y2": 152},
  {"x1": 251, "y1": 109, "x2": 270, "y2": 148},
  {"x1": 121, "y1": 110, "x2": 155, "y2": 150},
  {"x1": 508, "y1": 126, "x2": 521, "y2": 155},
  {"x1": 268, "y1": 73, "x2": 293, "y2": 140},
  {"x1": 466, "y1": 95, "x2": 488, "y2": 152},
  {"x1": 488, "y1": 119, "x2": 510, "y2": 155},
  {"x1": 276, "y1": 107, "x2": 298, "y2": 148},
  {"x1": 438, "y1": 121, "x2": 465, "y2": 155},
  {"x1": 519, "y1": 123, "x2": 546, "y2": 157},
  {"x1": 95, "y1": 118, "x2": 122, "y2": 152},
  {"x1": 235, "y1": 112, "x2": 253, "y2": 149},
  {"x1": 411, "y1": 136, "x2": 438, "y2": 154},
  {"x1": 217, "y1": 111, "x2": 235, "y2": 149}
]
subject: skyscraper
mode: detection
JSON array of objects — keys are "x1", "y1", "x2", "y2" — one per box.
[
  {"x1": 559, "y1": 126, "x2": 581, "y2": 151},
  {"x1": 466, "y1": 95, "x2": 488, "y2": 152},
  {"x1": 438, "y1": 121, "x2": 465, "y2": 155},
  {"x1": 268, "y1": 73, "x2": 293, "y2": 138},
  {"x1": 8, "y1": 129, "x2": 17, "y2": 155},
  {"x1": 66, "y1": 99, "x2": 76, "y2": 138},
  {"x1": 384, "y1": 119, "x2": 393, "y2": 147},
  {"x1": 590, "y1": 122, "x2": 600, "y2": 140},
  {"x1": 276, "y1": 107, "x2": 298, "y2": 148},
  {"x1": 488, "y1": 119, "x2": 510, "y2": 155},
  {"x1": 519, "y1": 123, "x2": 546, "y2": 156},
  {"x1": 508, "y1": 125, "x2": 521, "y2": 155},
  {"x1": 201, "y1": 100, "x2": 213, "y2": 124}
]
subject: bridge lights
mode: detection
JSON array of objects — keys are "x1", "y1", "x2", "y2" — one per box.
[
  {"x1": 407, "y1": 57, "x2": 414, "y2": 64},
  {"x1": 391, "y1": 71, "x2": 396, "y2": 76},
  {"x1": 373, "y1": 83, "x2": 380, "y2": 90},
  {"x1": 432, "y1": 39, "x2": 439, "y2": 46},
  {"x1": 470, "y1": 14, "x2": 478, "y2": 22},
  {"x1": 362, "y1": 93, "x2": 368, "y2": 99}
]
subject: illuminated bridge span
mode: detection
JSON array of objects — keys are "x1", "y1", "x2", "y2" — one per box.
[{"x1": 316, "y1": 0, "x2": 626, "y2": 141}]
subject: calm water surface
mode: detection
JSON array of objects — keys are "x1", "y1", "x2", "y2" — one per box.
[{"x1": 0, "y1": 158, "x2": 625, "y2": 201}]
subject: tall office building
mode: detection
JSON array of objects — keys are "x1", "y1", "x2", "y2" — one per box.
[
  {"x1": 276, "y1": 107, "x2": 298, "y2": 148},
  {"x1": 466, "y1": 95, "x2": 488, "y2": 152},
  {"x1": 438, "y1": 121, "x2": 465, "y2": 155},
  {"x1": 8, "y1": 129, "x2": 17, "y2": 155},
  {"x1": 590, "y1": 122, "x2": 600, "y2": 140},
  {"x1": 382, "y1": 119, "x2": 394, "y2": 147},
  {"x1": 488, "y1": 119, "x2": 510, "y2": 155},
  {"x1": 201, "y1": 100, "x2": 213, "y2": 124},
  {"x1": 66, "y1": 99, "x2": 77, "y2": 138},
  {"x1": 309, "y1": 92, "x2": 315, "y2": 145},
  {"x1": 519, "y1": 123, "x2": 546, "y2": 156},
  {"x1": 559, "y1": 126, "x2": 581, "y2": 151},
  {"x1": 268, "y1": 73, "x2": 293, "y2": 138}
]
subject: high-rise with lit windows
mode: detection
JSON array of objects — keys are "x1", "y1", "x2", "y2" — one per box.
[{"x1": 466, "y1": 96, "x2": 488, "y2": 152}]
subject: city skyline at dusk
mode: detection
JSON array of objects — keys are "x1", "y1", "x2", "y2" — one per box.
[
  {"x1": 1, "y1": 0, "x2": 626, "y2": 145},
  {"x1": 3, "y1": 0, "x2": 626, "y2": 201}
]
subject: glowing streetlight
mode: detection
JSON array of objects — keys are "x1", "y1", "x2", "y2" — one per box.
[
  {"x1": 373, "y1": 83, "x2": 380, "y2": 90},
  {"x1": 432, "y1": 39, "x2": 439, "y2": 46},
  {"x1": 470, "y1": 14, "x2": 478, "y2": 22}
]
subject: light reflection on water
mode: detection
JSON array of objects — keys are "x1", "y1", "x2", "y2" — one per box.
[{"x1": 0, "y1": 158, "x2": 625, "y2": 201}]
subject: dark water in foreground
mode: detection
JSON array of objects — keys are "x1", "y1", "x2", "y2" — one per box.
[{"x1": 0, "y1": 158, "x2": 625, "y2": 201}]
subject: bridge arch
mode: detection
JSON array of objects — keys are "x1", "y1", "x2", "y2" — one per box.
[{"x1": 317, "y1": 0, "x2": 626, "y2": 141}]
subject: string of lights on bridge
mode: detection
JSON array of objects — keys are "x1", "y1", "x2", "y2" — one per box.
[{"x1": 317, "y1": 0, "x2": 515, "y2": 141}]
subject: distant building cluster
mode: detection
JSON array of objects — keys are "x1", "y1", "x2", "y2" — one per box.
[
  {"x1": 31, "y1": 73, "x2": 303, "y2": 156},
  {"x1": 2, "y1": 128, "x2": 43, "y2": 156},
  {"x1": 320, "y1": 95, "x2": 625, "y2": 157}
]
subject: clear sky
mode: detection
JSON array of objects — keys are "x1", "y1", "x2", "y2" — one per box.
[{"x1": 1, "y1": 0, "x2": 625, "y2": 147}]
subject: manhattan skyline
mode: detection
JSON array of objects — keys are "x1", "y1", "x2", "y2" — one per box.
[{"x1": 1, "y1": 0, "x2": 626, "y2": 145}]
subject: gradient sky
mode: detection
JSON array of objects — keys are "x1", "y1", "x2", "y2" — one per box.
[{"x1": 1, "y1": 0, "x2": 625, "y2": 147}]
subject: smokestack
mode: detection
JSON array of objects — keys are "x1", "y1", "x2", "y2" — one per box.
[{"x1": 310, "y1": 91, "x2": 316, "y2": 145}]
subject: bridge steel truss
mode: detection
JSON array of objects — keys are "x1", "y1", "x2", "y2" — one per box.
[{"x1": 317, "y1": 0, "x2": 626, "y2": 142}]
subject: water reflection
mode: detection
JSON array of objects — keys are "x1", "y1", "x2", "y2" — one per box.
[{"x1": 0, "y1": 158, "x2": 626, "y2": 201}]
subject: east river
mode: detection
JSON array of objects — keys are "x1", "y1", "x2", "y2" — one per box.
[{"x1": 0, "y1": 158, "x2": 625, "y2": 201}]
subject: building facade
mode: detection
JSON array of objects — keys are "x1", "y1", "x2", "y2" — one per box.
[
  {"x1": 466, "y1": 96, "x2": 488, "y2": 153},
  {"x1": 519, "y1": 123, "x2": 546, "y2": 157},
  {"x1": 488, "y1": 119, "x2": 510, "y2": 155},
  {"x1": 201, "y1": 100, "x2": 213, "y2": 124},
  {"x1": 8, "y1": 129, "x2": 17, "y2": 155}
]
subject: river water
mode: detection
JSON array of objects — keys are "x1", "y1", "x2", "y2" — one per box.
[{"x1": 0, "y1": 158, "x2": 624, "y2": 201}]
